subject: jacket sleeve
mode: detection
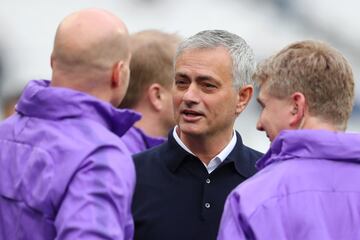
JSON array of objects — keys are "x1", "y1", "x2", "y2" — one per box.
[
  {"x1": 217, "y1": 192, "x2": 250, "y2": 240},
  {"x1": 54, "y1": 146, "x2": 135, "y2": 240}
]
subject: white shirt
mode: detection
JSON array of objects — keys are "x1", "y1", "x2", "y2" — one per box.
[{"x1": 173, "y1": 126, "x2": 237, "y2": 174}]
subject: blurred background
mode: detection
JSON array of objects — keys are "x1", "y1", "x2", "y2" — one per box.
[{"x1": 0, "y1": 0, "x2": 359, "y2": 152}]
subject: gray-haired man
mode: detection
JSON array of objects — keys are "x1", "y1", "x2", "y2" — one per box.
[{"x1": 132, "y1": 30, "x2": 263, "y2": 240}]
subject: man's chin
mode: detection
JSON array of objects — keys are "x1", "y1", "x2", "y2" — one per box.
[{"x1": 177, "y1": 124, "x2": 204, "y2": 137}]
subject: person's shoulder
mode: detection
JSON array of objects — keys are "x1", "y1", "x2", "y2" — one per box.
[
  {"x1": 242, "y1": 144, "x2": 264, "y2": 159},
  {"x1": 67, "y1": 118, "x2": 125, "y2": 147},
  {"x1": 230, "y1": 159, "x2": 300, "y2": 210},
  {"x1": 230, "y1": 145, "x2": 262, "y2": 177},
  {"x1": 133, "y1": 141, "x2": 169, "y2": 165},
  {"x1": 132, "y1": 141, "x2": 172, "y2": 183},
  {"x1": 226, "y1": 163, "x2": 284, "y2": 217},
  {"x1": 234, "y1": 132, "x2": 264, "y2": 159}
]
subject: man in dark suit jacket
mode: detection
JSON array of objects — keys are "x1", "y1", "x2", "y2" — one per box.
[{"x1": 132, "y1": 30, "x2": 263, "y2": 240}]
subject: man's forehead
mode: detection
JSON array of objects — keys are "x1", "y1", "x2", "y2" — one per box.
[
  {"x1": 176, "y1": 46, "x2": 229, "y2": 60},
  {"x1": 175, "y1": 48, "x2": 231, "y2": 73}
]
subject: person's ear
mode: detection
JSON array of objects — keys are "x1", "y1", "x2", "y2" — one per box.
[
  {"x1": 235, "y1": 85, "x2": 253, "y2": 115},
  {"x1": 289, "y1": 92, "x2": 306, "y2": 128},
  {"x1": 111, "y1": 60, "x2": 124, "y2": 88},
  {"x1": 147, "y1": 83, "x2": 163, "y2": 111},
  {"x1": 50, "y1": 54, "x2": 54, "y2": 69}
]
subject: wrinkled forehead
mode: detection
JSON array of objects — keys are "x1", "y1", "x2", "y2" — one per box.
[
  {"x1": 174, "y1": 47, "x2": 232, "y2": 80},
  {"x1": 176, "y1": 46, "x2": 229, "y2": 60},
  {"x1": 175, "y1": 47, "x2": 231, "y2": 68}
]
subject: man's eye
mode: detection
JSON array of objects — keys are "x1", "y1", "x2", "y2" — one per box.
[
  {"x1": 175, "y1": 79, "x2": 189, "y2": 88},
  {"x1": 175, "y1": 80, "x2": 185, "y2": 85},
  {"x1": 203, "y1": 83, "x2": 216, "y2": 89}
]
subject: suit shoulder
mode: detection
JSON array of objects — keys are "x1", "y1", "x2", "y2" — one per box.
[
  {"x1": 133, "y1": 142, "x2": 168, "y2": 167},
  {"x1": 242, "y1": 144, "x2": 264, "y2": 161}
]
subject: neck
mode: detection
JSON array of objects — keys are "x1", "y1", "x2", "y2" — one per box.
[
  {"x1": 51, "y1": 71, "x2": 113, "y2": 105},
  {"x1": 135, "y1": 117, "x2": 168, "y2": 137},
  {"x1": 177, "y1": 127, "x2": 234, "y2": 165},
  {"x1": 133, "y1": 106, "x2": 169, "y2": 137},
  {"x1": 301, "y1": 115, "x2": 342, "y2": 131}
]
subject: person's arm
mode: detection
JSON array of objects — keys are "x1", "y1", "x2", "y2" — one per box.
[
  {"x1": 217, "y1": 193, "x2": 252, "y2": 240},
  {"x1": 54, "y1": 146, "x2": 135, "y2": 240}
]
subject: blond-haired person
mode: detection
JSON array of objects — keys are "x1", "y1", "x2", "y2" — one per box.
[
  {"x1": 120, "y1": 30, "x2": 181, "y2": 154},
  {"x1": 218, "y1": 40, "x2": 360, "y2": 240}
]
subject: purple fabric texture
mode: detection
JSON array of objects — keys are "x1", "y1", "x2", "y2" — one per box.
[
  {"x1": 121, "y1": 126, "x2": 166, "y2": 154},
  {"x1": 218, "y1": 130, "x2": 360, "y2": 240},
  {"x1": 0, "y1": 80, "x2": 139, "y2": 240}
]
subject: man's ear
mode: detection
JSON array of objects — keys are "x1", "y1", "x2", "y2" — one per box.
[
  {"x1": 147, "y1": 83, "x2": 163, "y2": 111},
  {"x1": 50, "y1": 54, "x2": 54, "y2": 69},
  {"x1": 111, "y1": 60, "x2": 124, "y2": 88},
  {"x1": 235, "y1": 85, "x2": 253, "y2": 115},
  {"x1": 289, "y1": 92, "x2": 306, "y2": 127}
]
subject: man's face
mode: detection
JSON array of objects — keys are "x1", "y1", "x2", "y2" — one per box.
[
  {"x1": 173, "y1": 47, "x2": 240, "y2": 138},
  {"x1": 256, "y1": 84, "x2": 294, "y2": 142}
]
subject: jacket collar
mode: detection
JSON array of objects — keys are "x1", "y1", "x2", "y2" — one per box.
[
  {"x1": 132, "y1": 126, "x2": 166, "y2": 148},
  {"x1": 256, "y1": 129, "x2": 360, "y2": 170},
  {"x1": 16, "y1": 80, "x2": 141, "y2": 137}
]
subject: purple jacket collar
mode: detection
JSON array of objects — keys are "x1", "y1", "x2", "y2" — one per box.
[
  {"x1": 256, "y1": 129, "x2": 360, "y2": 170},
  {"x1": 16, "y1": 80, "x2": 141, "y2": 137}
]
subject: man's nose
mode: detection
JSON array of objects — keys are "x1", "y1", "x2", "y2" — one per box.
[
  {"x1": 182, "y1": 84, "x2": 200, "y2": 105},
  {"x1": 256, "y1": 118, "x2": 264, "y2": 131}
]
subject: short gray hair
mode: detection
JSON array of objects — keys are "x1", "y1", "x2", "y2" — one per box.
[{"x1": 175, "y1": 30, "x2": 255, "y2": 89}]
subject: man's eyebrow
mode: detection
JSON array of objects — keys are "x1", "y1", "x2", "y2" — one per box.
[
  {"x1": 197, "y1": 75, "x2": 215, "y2": 81},
  {"x1": 175, "y1": 73, "x2": 217, "y2": 83},
  {"x1": 175, "y1": 73, "x2": 189, "y2": 79}
]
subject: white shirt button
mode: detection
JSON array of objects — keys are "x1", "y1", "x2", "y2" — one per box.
[
  {"x1": 206, "y1": 178, "x2": 211, "y2": 184},
  {"x1": 205, "y1": 202, "x2": 211, "y2": 208}
]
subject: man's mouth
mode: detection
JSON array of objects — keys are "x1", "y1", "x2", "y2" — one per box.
[
  {"x1": 180, "y1": 109, "x2": 204, "y2": 121},
  {"x1": 182, "y1": 109, "x2": 202, "y2": 116}
]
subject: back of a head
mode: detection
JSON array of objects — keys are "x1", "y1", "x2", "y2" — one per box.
[
  {"x1": 253, "y1": 40, "x2": 354, "y2": 130},
  {"x1": 51, "y1": 8, "x2": 130, "y2": 91},
  {"x1": 175, "y1": 29, "x2": 256, "y2": 89},
  {"x1": 120, "y1": 30, "x2": 181, "y2": 108}
]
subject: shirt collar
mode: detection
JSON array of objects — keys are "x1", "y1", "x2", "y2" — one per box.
[
  {"x1": 172, "y1": 126, "x2": 237, "y2": 173},
  {"x1": 172, "y1": 126, "x2": 195, "y2": 155},
  {"x1": 166, "y1": 129, "x2": 259, "y2": 178}
]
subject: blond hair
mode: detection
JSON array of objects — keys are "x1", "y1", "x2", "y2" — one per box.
[
  {"x1": 253, "y1": 40, "x2": 354, "y2": 129},
  {"x1": 120, "y1": 30, "x2": 181, "y2": 108}
]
